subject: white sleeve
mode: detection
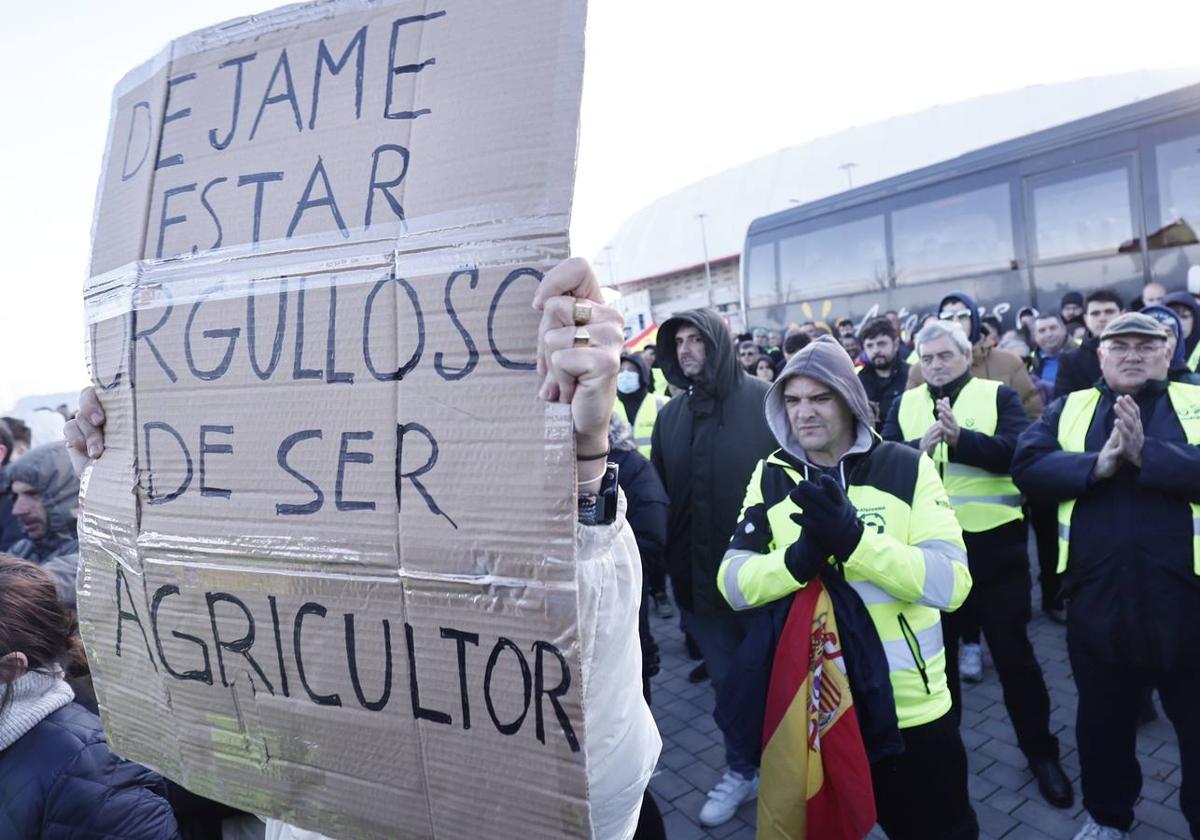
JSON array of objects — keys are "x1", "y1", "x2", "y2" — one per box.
[{"x1": 574, "y1": 490, "x2": 663, "y2": 840}]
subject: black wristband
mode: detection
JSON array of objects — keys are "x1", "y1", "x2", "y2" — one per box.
[{"x1": 577, "y1": 447, "x2": 610, "y2": 461}]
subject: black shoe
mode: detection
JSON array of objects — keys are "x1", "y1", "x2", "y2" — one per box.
[
  {"x1": 1029, "y1": 756, "x2": 1073, "y2": 809},
  {"x1": 688, "y1": 663, "x2": 709, "y2": 684}
]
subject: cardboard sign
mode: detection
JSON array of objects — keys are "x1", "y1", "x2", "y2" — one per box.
[{"x1": 79, "y1": 2, "x2": 588, "y2": 837}]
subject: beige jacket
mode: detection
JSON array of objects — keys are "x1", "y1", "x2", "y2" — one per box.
[{"x1": 907, "y1": 344, "x2": 1044, "y2": 420}]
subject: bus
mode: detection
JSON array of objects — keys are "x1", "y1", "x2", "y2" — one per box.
[{"x1": 741, "y1": 83, "x2": 1200, "y2": 336}]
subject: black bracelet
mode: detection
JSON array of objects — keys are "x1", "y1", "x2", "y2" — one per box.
[{"x1": 577, "y1": 447, "x2": 610, "y2": 461}]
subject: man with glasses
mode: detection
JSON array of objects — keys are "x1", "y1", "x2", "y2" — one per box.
[
  {"x1": 737, "y1": 340, "x2": 762, "y2": 375},
  {"x1": 1014, "y1": 313, "x2": 1200, "y2": 840},
  {"x1": 1054, "y1": 289, "x2": 1124, "y2": 398},
  {"x1": 908, "y1": 291, "x2": 1043, "y2": 422}
]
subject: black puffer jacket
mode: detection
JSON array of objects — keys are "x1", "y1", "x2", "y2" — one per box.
[
  {"x1": 651, "y1": 309, "x2": 776, "y2": 614},
  {"x1": 0, "y1": 702, "x2": 181, "y2": 839},
  {"x1": 1054, "y1": 335, "x2": 1102, "y2": 398}
]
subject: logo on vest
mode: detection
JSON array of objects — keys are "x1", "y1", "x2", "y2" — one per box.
[
  {"x1": 964, "y1": 417, "x2": 976, "y2": 428},
  {"x1": 858, "y1": 508, "x2": 887, "y2": 534}
]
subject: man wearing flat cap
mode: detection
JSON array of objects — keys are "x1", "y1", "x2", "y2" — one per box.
[{"x1": 1013, "y1": 312, "x2": 1200, "y2": 840}]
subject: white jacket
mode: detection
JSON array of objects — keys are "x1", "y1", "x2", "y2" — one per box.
[{"x1": 265, "y1": 493, "x2": 661, "y2": 840}]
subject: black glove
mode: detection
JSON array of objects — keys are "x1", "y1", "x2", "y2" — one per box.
[
  {"x1": 790, "y1": 474, "x2": 864, "y2": 562},
  {"x1": 783, "y1": 532, "x2": 827, "y2": 583}
]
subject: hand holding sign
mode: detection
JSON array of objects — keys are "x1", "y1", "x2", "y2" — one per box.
[
  {"x1": 64, "y1": 387, "x2": 105, "y2": 474},
  {"x1": 533, "y1": 258, "x2": 623, "y2": 485}
]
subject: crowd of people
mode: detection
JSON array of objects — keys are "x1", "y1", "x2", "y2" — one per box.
[
  {"x1": 3, "y1": 264, "x2": 1200, "y2": 840},
  {"x1": 622, "y1": 279, "x2": 1200, "y2": 839}
]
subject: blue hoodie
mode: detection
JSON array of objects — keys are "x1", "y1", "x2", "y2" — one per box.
[
  {"x1": 1163, "y1": 291, "x2": 1200, "y2": 365},
  {"x1": 939, "y1": 290, "x2": 981, "y2": 343},
  {"x1": 1142, "y1": 304, "x2": 1200, "y2": 383}
]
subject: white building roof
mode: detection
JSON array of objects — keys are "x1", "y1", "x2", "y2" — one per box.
[{"x1": 597, "y1": 68, "x2": 1200, "y2": 286}]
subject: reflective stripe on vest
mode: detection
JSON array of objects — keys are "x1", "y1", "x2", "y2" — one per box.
[
  {"x1": 614, "y1": 396, "x2": 660, "y2": 458},
  {"x1": 1189, "y1": 341, "x2": 1200, "y2": 373},
  {"x1": 897, "y1": 378, "x2": 1024, "y2": 532},
  {"x1": 751, "y1": 454, "x2": 953, "y2": 728},
  {"x1": 1056, "y1": 383, "x2": 1200, "y2": 575}
]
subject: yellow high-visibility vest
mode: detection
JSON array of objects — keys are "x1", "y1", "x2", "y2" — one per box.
[
  {"x1": 1187, "y1": 341, "x2": 1200, "y2": 372},
  {"x1": 651, "y1": 367, "x2": 669, "y2": 396},
  {"x1": 897, "y1": 378, "x2": 1023, "y2": 533},
  {"x1": 1055, "y1": 383, "x2": 1200, "y2": 574},
  {"x1": 614, "y1": 395, "x2": 663, "y2": 458},
  {"x1": 718, "y1": 447, "x2": 970, "y2": 729}
]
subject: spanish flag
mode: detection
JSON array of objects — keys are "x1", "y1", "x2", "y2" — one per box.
[
  {"x1": 757, "y1": 578, "x2": 877, "y2": 840},
  {"x1": 624, "y1": 322, "x2": 658, "y2": 351}
]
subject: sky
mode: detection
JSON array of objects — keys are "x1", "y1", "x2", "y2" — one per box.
[{"x1": 4, "y1": 0, "x2": 1200, "y2": 412}]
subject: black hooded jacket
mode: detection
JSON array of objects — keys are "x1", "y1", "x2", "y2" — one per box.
[
  {"x1": 651, "y1": 309, "x2": 777, "y2": 614},
  {"x1": 617, "y1": 351, "x2": 654, "y2": 423}
]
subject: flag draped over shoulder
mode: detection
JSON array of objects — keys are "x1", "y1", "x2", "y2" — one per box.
[{"x1": 757, "y1": 577, "x2": 877, "y2": 840}]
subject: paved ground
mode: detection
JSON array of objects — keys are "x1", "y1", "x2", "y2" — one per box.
[{"x1": 645, "y1": 584, "x2": 1189, "y2": 840}]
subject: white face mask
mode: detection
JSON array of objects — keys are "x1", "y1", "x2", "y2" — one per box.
[{"x1": 617, "y1": 371, "x2": 641, "y2": 394}]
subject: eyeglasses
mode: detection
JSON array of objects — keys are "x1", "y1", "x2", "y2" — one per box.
[
  {"x1": 939, "y1": 311, "x2": 973, "y2": 322},
  {"x1": 1102, "y1": 341, "x2": 1165, "y2": 359}
]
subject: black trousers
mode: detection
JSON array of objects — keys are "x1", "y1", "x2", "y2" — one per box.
[
  {"x1": 1068, "y1": 633, "x2": 1200, "y2": 835},
  {"x1": 1029, "y1": 502, "x2": 1063, "y2": 611},
  {"x1": 871, "y1": 712, "x2": 979, "y2": 840},
  {"x1": 645, "y1": 562, "x2": 667, "y2": 597},
  {"x1": 632, "y1": 791, "x2": 665, "y2": 840},
  {"x1": 943, "y1": 558, "x2": 1059, "y2": 760}
]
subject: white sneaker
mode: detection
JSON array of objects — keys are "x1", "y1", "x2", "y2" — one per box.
[
  {"x1": 1072, "y1": 815, "x2": 1128, "y2": 839},
  {"x1": 698, "y1": 770, "x2": 758, "y2": 827},
  {"x1": 959, "y1": 642, "x2": 983, "y2": 683}
]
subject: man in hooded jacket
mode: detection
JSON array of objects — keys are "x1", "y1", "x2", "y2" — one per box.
[
  {"x1": 8, "y1": 443, "x2": 81, "y2": 606},
  {"x1": 1143, "y1": 304, "x2": 1200, "y2": 384},
  {"x1": 616, "y1": 352, "x2": 666, "y2": 459},
  {"x1": 650, "y1": 308, "x2": 777, "y2": 826},
  {"x1": 718, "y1": 335, "x2": 978, "y2": 839},
  {"x1": 908, "y1": 291, "x2": 1044, "y2": 421},
  {"x1": 1164, "y1": 290, "x2": 1200, "y2": 373}
]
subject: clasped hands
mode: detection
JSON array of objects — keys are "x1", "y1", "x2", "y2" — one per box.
[
  {"x1": 919, "y1": 397, "x2": 960, "y2": 455},
  {"x1": 1092, "y1": 394, "x2": 1145, "y2": 480}
]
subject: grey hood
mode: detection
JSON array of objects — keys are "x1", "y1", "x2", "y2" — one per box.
[
  {"x1": 764, "y1": 335, "x2": 876, "y2": 468},
  {"x1": 9, "y1": 443, "x2": 79, "y2": 540}
]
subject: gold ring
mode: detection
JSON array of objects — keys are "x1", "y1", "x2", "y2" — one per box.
[
  {"x1": 573, "y1": 327, "x2": 591, "y2": 348},
  {"x1": 573, "y1": 302, "x2": 593, "y2": 326}
]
